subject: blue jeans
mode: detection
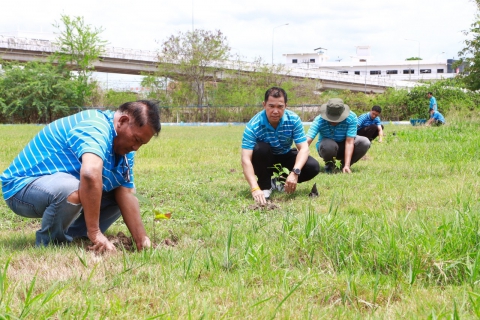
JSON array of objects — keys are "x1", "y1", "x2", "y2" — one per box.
[{"x1": 6, "y1": 172, "x2": 121, "y2": 246}]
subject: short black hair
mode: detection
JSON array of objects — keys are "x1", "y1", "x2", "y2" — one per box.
[
  {"x1": 427, "y1": 92, "x2": 433, "y2": 95},
  {"x1": 264, "y1": 87, "x2": 288, "y2": 104},
  {"x1": 372, "y1": 105, "x2": 382, "y2": 113},
  {"x1": 118, "y1": 100, "x2": 161, "y2": 136}
]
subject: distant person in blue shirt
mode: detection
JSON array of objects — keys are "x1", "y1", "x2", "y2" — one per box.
[
  {"x1": 306, "y1": 98, "x2": 370, "y2": 174},
  {"x1": 1, "y1": 101, "x2": 161, "y2": 252},
  {"x1": 427, "y1": 92, "x2": 438, "y2": 112},
  {"x1": 357, "y1": 105, "x2": 384, "y2": 142},
  {"x1": 241, "y1": 87, "x2": 320, "y2": 204},
  {"x1": 426, "y1": 108, "x2": 445, "y2": 126}
]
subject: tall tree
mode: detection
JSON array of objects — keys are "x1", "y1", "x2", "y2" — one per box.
[
  {"x1": 456, "y1": 1, "x2": 480, "y2": 90},
  {"x1": 156, "y1": 29, "x2": 230, "y2": 106},
  {"x1": 0, "y1": 61, "x2": 80, "y2": 123},
  {"x1": 53, "y1": 15, "x2": 107, "y2": 106}
]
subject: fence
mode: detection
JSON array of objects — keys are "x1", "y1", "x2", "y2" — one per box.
[
  {"x1": 157, "y1": 105, "x2": 323, "y2": 123},
  {"x1": 0, "y1": 105, "x2": 326, "y2": 124}
]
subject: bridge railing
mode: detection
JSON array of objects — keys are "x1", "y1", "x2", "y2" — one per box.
[
  {"x1": 0, "y1": 36, "x2": 420, "y2": 90},
  {"x1": 0, "y1": 35, "x2": 159, "y2": 62},
  {"x1": 0, "y1": 35, "x2": 58, "y2": 53}
]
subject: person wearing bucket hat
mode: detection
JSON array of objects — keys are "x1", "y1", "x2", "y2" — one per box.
[
  {"x1": 306, "y1": 98, "x2": 371, "y2": 173},
  {"x1": 241, "y1": 87, "x2": 320, "y2": 205}
]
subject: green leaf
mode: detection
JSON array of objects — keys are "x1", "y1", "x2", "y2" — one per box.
[{"x1": 153, "y1": 208, "x2": 172, "y2": 220}]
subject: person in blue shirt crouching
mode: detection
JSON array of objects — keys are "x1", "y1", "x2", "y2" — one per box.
[
  {"x1": 357, "y1": 105, "x2": 384, "y2": 142},
  {"x1": 426, "y1": 108, "x2": 446, "y2": 126},
  {"x1": 1, "y1": 101, "x2": 161, "y2": 253},
  {"x1": 241, "y1": 87, "x2": 320, "y2": 205},
  {"x1": 306, "y1": 98, "x2": 371, "y2": 174}
]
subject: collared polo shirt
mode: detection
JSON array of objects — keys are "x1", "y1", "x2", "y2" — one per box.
[
  {"x1": 429, "y1": 97, "x2": 438, "y2": 111},
  {"x1": 306, "y1": 111, "x2": 358, "y2": 149},
  {"x1": 430, "y1": 111, "x2": 445, "y2": 123},
  {"x1": 357, "y1": 112, "x2": 381, "y2": 130},
  {"x1": 242, "y1": 109, "x2": 307, "y2": 155},
  {"x1": 1, "y1": 110, "x2": 135, "y2": 200}
]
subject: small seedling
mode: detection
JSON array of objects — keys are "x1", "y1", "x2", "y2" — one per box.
[
  {"x1": 326, "y1": 157, "x2": 342, "y2": 173},
  {"x1": 134, "y1": 193, "x2": 172, "y2": 244},
  {"x1": 333, "y1": 157, "x2": 342, "y2": 170}
]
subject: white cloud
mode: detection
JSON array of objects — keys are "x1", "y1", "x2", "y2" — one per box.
[{"x1": 1, "y1": 0, "x2": 477, "y2": 64}]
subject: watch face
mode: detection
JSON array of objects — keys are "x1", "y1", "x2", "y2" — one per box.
[{"x1": 293, "y1": 168, "x2": 301, "y2": 175}]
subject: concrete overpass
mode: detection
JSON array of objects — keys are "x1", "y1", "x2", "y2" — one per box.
[{"x1": 0, "y1": 36, "x2": 419, "y2": 93}]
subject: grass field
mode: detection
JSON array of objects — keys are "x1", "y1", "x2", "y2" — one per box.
[{"x1": 0, "y1": 112, "x2": 479, "y2": 319}]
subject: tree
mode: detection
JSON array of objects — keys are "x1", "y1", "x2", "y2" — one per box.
[
  {"x1": 210, "y1": 56, "x2": 321, "y2": 107},
  {"x1": 53, "y1": 15, "x2": 107, "y2": 106},
  {"x1": 0, "y1": 60, "x2": 81, "y2": 123},
  {"x1": 457, "y1": 9, "x2": 480, "y2": 90},
  {"x1": 156, "y1": 29, "x2": 230, "y2": 106}
]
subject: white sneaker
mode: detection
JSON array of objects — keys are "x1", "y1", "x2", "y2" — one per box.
[{"x1": 263, "y1": 189, "x2": 272, "y2": 199}]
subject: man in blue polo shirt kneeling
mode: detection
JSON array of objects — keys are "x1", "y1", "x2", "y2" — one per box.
[
  {"x1": 1, "y1": 100, "x2": 161, "y2": 253},
  {"x1": 307, "y1": 98, "x2": 370, "y2": 174},
  {"x1": 357, "y1": 105, "x2": 384, "y2": 142},
  {"x1": 241, "y1": 87, "x2": 320, "y2": 204},
  {"x1": 425, "y1": 108, "x2": 446, "y2": 126}
]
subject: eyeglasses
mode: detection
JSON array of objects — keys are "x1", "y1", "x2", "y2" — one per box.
[{"x1": 122, "y1": 155, "x2": 131, "y2": 182}]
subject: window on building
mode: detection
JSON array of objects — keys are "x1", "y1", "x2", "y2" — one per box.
[
  {"x1": 354, "y1": 71, "x2": 360, "y2": 75},
  {"x1": 370, "y1": 70, "x2": 381, "y2": 75},
  {"x1": 338, "y1": 70, "x2": 348, "y2": 74},
  {"x1": 292, "y1": 59, "x2": 298, "y2": 63},
  {"x1": 420, "y1": 69, "x2": 432, "y2": 74},
  {"x1": 437, "y1": 69, "x2": 444, "y2": 73},
  {"x1": 386, "y1": 70, "x2": 398, "y2": 74},
  {"x1": 310, "y1": 58, "x2": 315, "y2": 63},
  {"x1": 403, "y1": 69, "x2": 415, "y2": 74}
]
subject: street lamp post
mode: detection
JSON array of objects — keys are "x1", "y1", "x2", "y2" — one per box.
[
  {"x1": 404, "y1": 38, "x2": 420, "y2": 79},
  {"x1": 272, "y1": 23, "x2": 289, "y2": 65}
]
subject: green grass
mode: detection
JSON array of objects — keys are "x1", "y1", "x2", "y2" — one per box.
[{"x1": 0, "y1": 113, "x2": 480, "y2": 318}]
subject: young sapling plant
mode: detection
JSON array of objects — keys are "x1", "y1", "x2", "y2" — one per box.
[
  {"x1": 134, "y1": 193, "x2": 171, "y2": 244},
  {"x1": 270, "y1": 163, "x2": 290, "y2": 188},
  {"x1": 326, "y1": 157, "x2": 342, "y2": 173}
]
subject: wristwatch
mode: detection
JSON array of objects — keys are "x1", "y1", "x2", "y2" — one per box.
[{"x1": 293, "y1": 168, "x2": 301, "y2": 175}]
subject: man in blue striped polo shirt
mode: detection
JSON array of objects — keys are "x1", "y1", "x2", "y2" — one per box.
[
  {"x1": 241, "y1": 87, "x2": 320, "y2": 204},
  {"x1": 357, "y1": 105, "x2": 384, "y2": 142},
  {"x1": 1, "y1": 100, "x2": 161, "y2": 252},
  {"x1": 306, "y1": 98, "x2": 370, "y2": 173}
]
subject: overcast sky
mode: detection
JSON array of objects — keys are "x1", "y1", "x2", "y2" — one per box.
[{"x1": 1, "y1": 0, "x2": 478, "y2": 86}]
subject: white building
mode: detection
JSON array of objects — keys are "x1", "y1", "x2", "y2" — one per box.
[{"x1": 283, "y1": 46, "x2": 461, "y2": 82}]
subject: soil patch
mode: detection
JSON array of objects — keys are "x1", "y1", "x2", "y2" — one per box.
[
  {"x1": 159, "y1": 230, "x2": 179, "y2": 248},
  {"x1": 248, "y1": 200, "x2": 279, "y2": 211},
  {"x1": 73, "y1": 231, "x2": 179, "y2": 252},
  {"x1": 106, "y1": 232, "x2": 134, "y2": 250}
]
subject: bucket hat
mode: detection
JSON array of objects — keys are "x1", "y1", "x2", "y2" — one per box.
[{"x1": 319, "y1": 98, "x2": 350, "y2": 122}]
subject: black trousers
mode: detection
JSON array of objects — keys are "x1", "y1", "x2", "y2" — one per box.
[
  {"x1": 357, "y1": 124, "x2": 384, "y2": 141},
  {"x1": 252, "y1": 142, "x2": 320, "y2": 190}
]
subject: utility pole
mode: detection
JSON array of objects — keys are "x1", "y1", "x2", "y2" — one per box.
[{"x1": 272, "y1": 23, "x2": 289, "y2": 65}]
